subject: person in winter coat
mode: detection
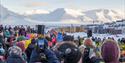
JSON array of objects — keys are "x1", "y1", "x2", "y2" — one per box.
[
  {"x1": 0, "y1": 43, "x2": 6, "y2": 63},
  {"x1": 7, "y1": 46, "x2": 26, "y2": 63},
  {"x1": 101, "y1": 39, "x2": 120, "y2": 63},
  {"x1": 29, "y1": 48, "x2": 60, "y2": 63},
  {"x1": 19, "y1": 28, "x2": 26, "y2": 36},
  {"x1": 0, "y1": 25, "x2": 3, "y2": 32},
  {"x1": 82, "y1": 38, "x2": 96, "y2": 63},
  {"x1": 57, "y1": 32, "x2": 63, "y2": 42},
  {"x1": 16, "y1": 41, "x2": 27, "y2": 62},
  {"x1": 25, "y1": 38, "x2": 36, "y2": 62},
  {"x1": 78, "y1": 36, "x2": 83, "y2": 46},
  {"x1": 0, "y1": 34, "x2": 4, "y2": 45},
  {"x1": 0, "y1": 43, "x2": 5, "y2": 56},
  {"x1": 52, "y1": 36, "x2": 57, "y2": 46},
  {"x1": 30, "y1": 34, "x2": 60, "y2": 63}
]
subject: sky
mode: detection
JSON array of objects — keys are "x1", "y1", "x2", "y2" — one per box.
[{"x1": 0, "y1": 0, "x2": 125, "y2": 14}]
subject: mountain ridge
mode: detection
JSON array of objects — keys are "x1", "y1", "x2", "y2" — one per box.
[{"x1": 0, "y1": 5, "x2": 124, "y2": 24}]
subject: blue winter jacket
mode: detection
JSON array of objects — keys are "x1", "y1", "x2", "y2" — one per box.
[{"x1": 29, "y1": 49, "x2": 60, "y2": 63}]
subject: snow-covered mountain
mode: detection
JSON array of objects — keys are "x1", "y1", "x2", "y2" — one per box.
[
  {"x1": 0, "y1": 5, "x2": 32, "y2": 25},
  {"x1": 27, "y1": 8, "x2": 123, "y2": 23},
  {"x1": 26, "y1": 8, "x2": 82, "y2": 22},
  {"x1": 0, "y1": 5, "x2": 124, "y2": 25},
  {"x1": 24, "y1": 10, "x2": 50, "y2": 15},
  {"x1": 83, "y1": 9, "x2": 122, "y2": 22}
]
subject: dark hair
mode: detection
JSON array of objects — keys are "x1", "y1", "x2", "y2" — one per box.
[{"x1": 45, "y1": 36, "x2": 51, "y2": 41}]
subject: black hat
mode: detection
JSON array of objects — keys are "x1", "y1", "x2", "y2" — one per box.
[{"x1": 58, "y1": 42, "x2": 81, "y2": 63}]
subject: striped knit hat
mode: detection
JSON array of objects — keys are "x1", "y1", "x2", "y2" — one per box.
[{"x1": 8, "y1": 46, "x2": 22, "y2": 56}]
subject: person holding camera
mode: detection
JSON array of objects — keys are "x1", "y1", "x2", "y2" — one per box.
[{"x1": 29, "y1": 34, "x2": 60, "y2": 63}]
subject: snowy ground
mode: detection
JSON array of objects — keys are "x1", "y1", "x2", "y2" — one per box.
[{"x1": 66, "y1": 32, "x2": 125, "y2": 41}]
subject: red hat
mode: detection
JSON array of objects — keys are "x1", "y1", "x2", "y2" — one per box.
[{"x1": 84, "y1": 38, "x2": 93, "y2": 47}]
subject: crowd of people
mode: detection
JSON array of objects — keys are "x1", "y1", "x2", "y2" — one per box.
[{"x1": 0, "y1": 25, "x2": 125, "y2": 63}]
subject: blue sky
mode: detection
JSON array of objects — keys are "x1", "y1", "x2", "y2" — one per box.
[{"x1": 0, "y1": 0, "x2": 125, "y2": 14}]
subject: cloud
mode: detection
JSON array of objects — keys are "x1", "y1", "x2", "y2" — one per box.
[
  {"x1": 25, "y1": 2, "x2": 49, "y2": 7},
  {"x1": 25, "y1": 9, "x2": 50, "y2": 15}
]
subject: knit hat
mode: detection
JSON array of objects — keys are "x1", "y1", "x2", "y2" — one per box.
[
  {"x1": 84, "y1": 38, "x2": 93, "y2": 48},
  {"x1": 0, "y1": 43, "x2": 5, "y2": 55},
  {"x1": 101, "y1": 39, "x2": 120, "y2": 63},
  {"x1": 0, "y1": 48, "x2": 5, "y2": 55},
  {"x1": 58, "y1": 42, "x2": 81, "y2": 63},
  {"x1": 8, "y1": 46, "x2": 22, "y2": 56},
  {"x1": 17, "y1": 36, "x2": 26, "y2": 41}
]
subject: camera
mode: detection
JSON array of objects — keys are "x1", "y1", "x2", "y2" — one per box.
[
  {"x1": 36, "y1": 39, "x2": 48, "y2": 62},
  {"x1": 37, "y1": 39, "x2": 45, "y2": 50}
]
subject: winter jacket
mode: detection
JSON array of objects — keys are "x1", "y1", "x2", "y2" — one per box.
[
  {"x1": 0, "y1": 35, "x2": 4, "y2": 44},
  {"x1": 7, "y1": 55, "x2": 25, "y2": 63},
  {"x1": 0, "y1": 56, "x2": 6, "y2": 63},
  {"x1": 25, "y1": 44, "x2": 35, "y2": 62},
  {"x1": 57, "y1": 32, "x2": 63, "y2": 42},
  {"x1": 29, "y1": 49, "x2": 60, "y2": 63}
]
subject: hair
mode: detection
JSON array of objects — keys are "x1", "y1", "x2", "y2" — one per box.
[{"x1": 101, "y1": 39, "x2": 120, "y2": 63}]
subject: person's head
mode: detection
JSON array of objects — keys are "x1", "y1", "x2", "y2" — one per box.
[
  {"x1": 92, "y1": 37, "x2": 95, "y2": 41},
  {"x1": 7, "y1": 46, "x2": 25, "y2": 63},
  {"x1": 84, "y1": 38, "x2": 94, "y2": 48},
  {"x1": 101, "y1": 39, "x2": 120, "y2": 63},
  {"x1": 31, "y1": 38, "x2": 36, "y2": 44},
  {"x1": 57, "y1": 42, "x2": 81, "y2": 63},
  {"x1": 0, "y1": 43, "x2": 5, "y2": 56},
  {"x1": 8, "y1": 46, "x2": 22, "y2": 56},
  {"x1": 16, "y1": 41, "x2": 25, "y2": 52},
  {"x1": 7, "y1": 37, "x2": 14, "y2": 43}
]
